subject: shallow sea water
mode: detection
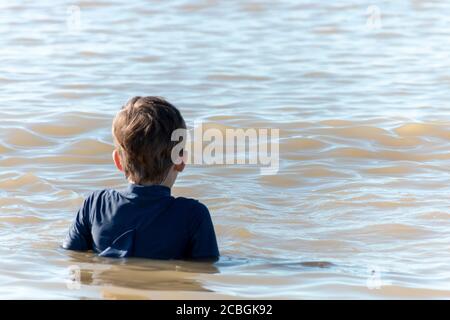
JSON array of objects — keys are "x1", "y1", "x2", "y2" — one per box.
[{"x1": 1, "y1": 0, "x2": 450, "y2": 299}]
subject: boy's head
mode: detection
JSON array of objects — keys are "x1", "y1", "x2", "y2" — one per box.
[{"x1": 112, "y1": 96, "x2": 186, "y2": 186}]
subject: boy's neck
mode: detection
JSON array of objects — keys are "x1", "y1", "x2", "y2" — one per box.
[{"x1": 128, "y1": 180, "x2": 173, "y2": 189}]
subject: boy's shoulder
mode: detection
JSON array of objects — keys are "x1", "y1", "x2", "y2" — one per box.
[
  {"x1": 80, "y1": 188, "x2": 123, "y2": 210},
  {"x1": 173, "y1": 196, "x2": 209, "y2": 213},
  {"x1": 82, "y1": 188, "x2": 210, "y2": 215},
  {"x1": 173, "y1": 195, "x2": 200, "y2": 203},
  {"x1": 172, "y1": 196, "x2": 213, "y2": 232},
  {"x1": 84, "y1": 188, "x2": 119, "y2": 201}
]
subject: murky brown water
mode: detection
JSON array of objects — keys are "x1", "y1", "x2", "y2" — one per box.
[{"x1": 1, "y1": 0, "x2": 450, "y2": 299}]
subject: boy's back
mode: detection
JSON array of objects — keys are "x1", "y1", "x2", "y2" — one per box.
[
  {"x1": 62, "y1": 96, "x2": 219, "y2": 261},
  {"x1": 63, "y1": 184, "x2": 219, "y2": 260}
]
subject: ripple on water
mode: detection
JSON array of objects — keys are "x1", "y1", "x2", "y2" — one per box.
[
  {"x1": 0, "y1": 143, "x2": 13, "y2": 154},
  {"x1": 207, "y1": 74, "x2": 272, "y2": 82},
  {"x1": 419, "y1": 211, "x2": 450, "y2": 221},
  {"x1": 0, "y1": 215, "x2": 46, "y2": 225},
  {"x1": 282, "y1": 137, "x2": 327, "y2": 151},
  {"x1": 0, "y1": 172, "x2": 54, "y2": 193},
  {"x1": 395, "y1": 123, "x2": 450, "y2": 140},
  {"x1": 30, "y1": 112, "x2": 111, "y2": 137},
  {"x1": 64, "y1": 139, "x2": 113, "y2": 156},
  {"x1": 364, "y1": 165, "x2": 418, "y2": 175},
  {"x1": 2, "y1": 128, "x2": 54, "y2": 148},
  {"x1": 344, "y1": 223, "x2": 430, "y2": 240}
]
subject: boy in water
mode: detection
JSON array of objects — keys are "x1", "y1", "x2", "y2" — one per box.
[{"x1": 62, "y1": 96, "x2": 219, "y2": 261}]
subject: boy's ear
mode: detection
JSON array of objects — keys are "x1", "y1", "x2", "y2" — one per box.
[
  {"x1": 174, "y1": 161, "x2": 185, "y2": 173},
  {"x1": 112, "y1": 149, "x2": 124, "y2": 172}
]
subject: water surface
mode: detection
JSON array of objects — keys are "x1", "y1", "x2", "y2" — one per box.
[{"x1": 1, "y1": 0, "x2": 450, "y2": 299}]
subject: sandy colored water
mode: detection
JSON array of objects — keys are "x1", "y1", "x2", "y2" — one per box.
[{"x1": 1, "y1": 0, "x2": 450, "y2": 299}]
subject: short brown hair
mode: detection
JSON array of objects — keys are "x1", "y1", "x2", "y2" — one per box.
[{"x1": 112, "y1": 96, "x2": 186, "y2": 184}]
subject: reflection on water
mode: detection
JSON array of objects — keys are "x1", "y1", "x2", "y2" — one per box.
[
  {"x1": 62, "y1": 251, "x2": 336, "y2": 299},
  {"x1": 1, "y1": 0, "x2": 450, "y2": 299},
  {"x1": 67, "y1": 253, "x2": 219, "y2": 293}
]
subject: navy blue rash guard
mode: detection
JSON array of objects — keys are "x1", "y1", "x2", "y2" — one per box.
[{"x1": 62, "y1": 184, "x2": 220, "y2": 260}]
